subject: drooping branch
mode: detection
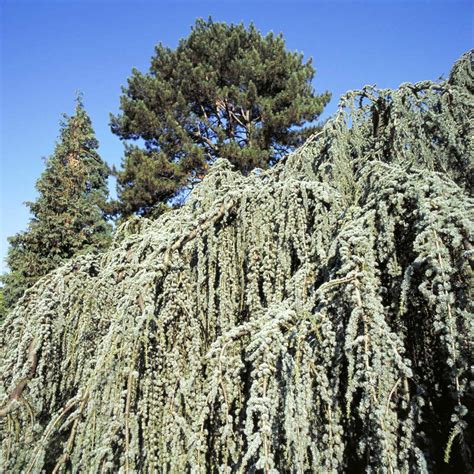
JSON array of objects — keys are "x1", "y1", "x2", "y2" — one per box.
[
  {"x1": 0, "y1": 338, "x2": 38, "y2": 418},
  {"x1": 0, "y1": 51, "x2": 472, "y2": 474}
]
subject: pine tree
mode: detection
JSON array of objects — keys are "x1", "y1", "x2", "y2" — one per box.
[
  {"x1": 1, "y1": 96, "x2": 111, "y2": 309},
  {"x1": 111, "y1": 17, "x2": 331, "y2": 218}
]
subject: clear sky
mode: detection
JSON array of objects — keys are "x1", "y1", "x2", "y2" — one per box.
[{"x1": 1, "y1": 0, "x2": 472, "y2": 272}]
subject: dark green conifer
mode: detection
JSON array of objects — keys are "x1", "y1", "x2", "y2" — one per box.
[
  {"x1": 111, "y1": 17, "x2": 331, "y2": 218},
  {"x1": 1, "y1": 96, "x2": 111, "y2": 309}
]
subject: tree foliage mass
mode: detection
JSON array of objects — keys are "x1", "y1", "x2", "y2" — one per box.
[
  {"x1": 111, "y1": 18, "x2": 330, "y2": 218},
  {"x1": 1, "y1": 97, "x2": 111, "y2": 310},
  {"x1": 0, "y1": 52, "x2": 472, "y2": 473}
]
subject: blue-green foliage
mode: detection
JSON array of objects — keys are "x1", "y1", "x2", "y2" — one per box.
[{"x1": 0, "y1": 51, "x2": 472, "y2": 473}]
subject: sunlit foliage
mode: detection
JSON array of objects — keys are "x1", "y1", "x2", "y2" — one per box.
[{"x1": 0, "y1": 51, "x2": 472, "y2": 473}]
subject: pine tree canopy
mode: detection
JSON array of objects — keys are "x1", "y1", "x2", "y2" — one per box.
[
  {"x1": 1, "y1": 96, "x2": 112, "y2": 309},
  {"x1": 110, "y1": 17, "x2": 331, "y2": 218},
  {"x1": 0, "y1": 51, "x2": 473, "y2": 473}
]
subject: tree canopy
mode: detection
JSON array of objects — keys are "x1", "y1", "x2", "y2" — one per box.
[
  {"x1": 1, "y1": 97, "x2": 111, "y2": 310},
  {"x1": 111, "y1": 17, "x2": 330, "y2": 218},
  {"x1": 0, "y1": 51, "x2": 472, "y2": 472}
]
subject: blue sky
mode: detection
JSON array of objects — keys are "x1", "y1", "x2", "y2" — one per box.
[{"x1": 1, "y1": 0, "x2": 472, "y2": 272}]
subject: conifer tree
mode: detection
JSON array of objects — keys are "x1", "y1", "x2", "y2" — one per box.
[
  {"x1": 1, "y1": 96, "x2": 111, "y2": 309},
  {"x1": 0, "y1": 51, "x2": 472, "y2": 473},
  {"x1": 111, "y1": 17, "x2": 331, "y2": 218}
]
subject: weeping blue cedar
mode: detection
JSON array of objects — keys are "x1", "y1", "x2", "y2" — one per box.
[{"x1": 0, "y1": 51, "x2": 472, "y2": 473}]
